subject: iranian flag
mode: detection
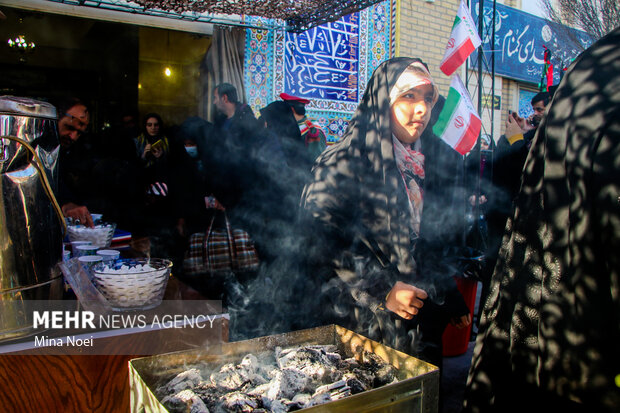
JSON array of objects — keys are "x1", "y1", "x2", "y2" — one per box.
[
  {"x1": 439, "y1": 0, "x2": 482, "y2": 76},
  {"x1": 433, "y1": 74, "x2": 481, "y2": 155}
]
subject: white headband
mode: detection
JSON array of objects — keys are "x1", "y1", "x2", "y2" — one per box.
[{"x1": 389, "y1": 62, "x2": 439, "y2": 107}]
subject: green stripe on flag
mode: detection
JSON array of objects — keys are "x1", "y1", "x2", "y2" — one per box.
[
  {"x1": 433, "y1": 87, "x2": 460, "y2": 137},
  {"x1": 452, "y1": 15, "x2": 461, "y2": 30}
]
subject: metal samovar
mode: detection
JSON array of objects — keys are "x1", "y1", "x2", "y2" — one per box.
[{"x1": 0, "y1": 96, "x2": 65, "y2": 341}]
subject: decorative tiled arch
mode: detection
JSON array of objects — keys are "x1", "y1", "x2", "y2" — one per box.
[{"x1": 244, "y1": 0, "x2": 396, "y2": 144}]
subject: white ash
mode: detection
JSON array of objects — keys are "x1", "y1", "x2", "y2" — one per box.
[
  {"x1": 240, "y1": 354, "x2": 259, "y2": 372},
  {"x1": 265, "y1": 398, "x2": 287, "y2": 413},
  {"x1": 157, "y1": 368, "x2": 203, "y2": 395},
  {"x1": 156, "y1": 346, "x2": 398, "y2": 412},
  {"x1": 161, "y1": 389, "x2": 209, "y2": 413},
  {"x1": 241, "y1": 353, "x2": 273, "y2": 382},
  {"x1": 210, "y1": 360, "x2": 269, "y2": 392},
  {"x1": 313, "y1": 379, "x2": 346, "y2": 395},
  {"x1": 210, "y1": 363, "x2": 250, "y2": 391},
  {"x1": 247, "y1": 383, "x2": 271, "y2": 397},
  {"x1": 192, "y1": 383, "x2": 222, "y2": 408},
  {"x1": 265, "y1": 368, "x2": 311, "y2": 400},
  {"x1": 287, "y1": 393, "x2": 311, "y2": 410},
  {"x1": 219, "y1": 391, "x2": 259, "y2": 412},
  {"x1": 304, "y1": 392, "x2": 332, "y2": 407},
  {"x1": 276, "y1": 345, "x2": 342, "y2": 382}
]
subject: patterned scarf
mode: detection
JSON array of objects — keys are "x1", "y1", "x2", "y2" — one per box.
[
  {"x1": 392, "y1": 135, "x2": 425, "y2": 237},
  {"x1": 298, "y1": 117, "x2": 321, "y2": 145}
]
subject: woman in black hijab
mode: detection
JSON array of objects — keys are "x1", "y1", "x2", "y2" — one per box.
[
  {"x1": 301, "y1": 57, "x2": 470, "y2": 369},
  {"x1": 465, "y1": 27, "x2": 620, "y2": 413},
  {"x1": 259, "y1": 101, "x2": 312, "y2": 202}
]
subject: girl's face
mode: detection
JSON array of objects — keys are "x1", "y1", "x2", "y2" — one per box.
[
  {"x1": 390, "y1": 84, "x2": 434, "y2": 145},
  {"x1": 145, "y1": 117, "x2": 160, "y2": 137}
]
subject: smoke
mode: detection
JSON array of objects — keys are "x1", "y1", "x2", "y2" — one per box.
[
  {"x1": 200, "y1": 106, "x2": 318, "y2": 340},
  {"x1": 178, "y1": 109, "x2": 490, "y2": 363}
]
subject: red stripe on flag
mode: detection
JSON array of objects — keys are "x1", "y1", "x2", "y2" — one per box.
[
  {"x1": 440, "y1": 38, "x2": 476, "y2": 76},
  {"x1": 546, "y1": 64, "x2": 554, "y2": 91},
  {"x1": 454, "y1": 114, "x2": 481, "y2": 155}
]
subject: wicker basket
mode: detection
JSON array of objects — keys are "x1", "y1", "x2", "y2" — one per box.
[
  {"x1": 67, "y1": 222, "x2": 116, "y2": 248},
  {"x1": 92, "y1": 258, "x2": 172, "y2": 311}
]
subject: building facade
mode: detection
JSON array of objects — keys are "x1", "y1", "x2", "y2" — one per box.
[{"x1": 242, "y1": 0, "x2": 590, "y2": 144}]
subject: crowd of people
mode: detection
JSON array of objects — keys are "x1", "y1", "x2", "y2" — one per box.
[
  {"x1": 55, "y1": 83, "x2": 327, "y2": 279},
  {"x1": 52, "y1": 25, "x2": 619, "y2": 413}
]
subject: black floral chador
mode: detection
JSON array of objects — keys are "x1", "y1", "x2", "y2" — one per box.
[
  {"x1": 465, "y1": 27, "x2": 620, "y2": 413},
  {"x1": 301, "y1": 57, "x2": 469, "y2": 368}
]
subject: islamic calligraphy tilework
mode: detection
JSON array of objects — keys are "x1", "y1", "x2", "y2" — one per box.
[
  {"x1": 244, "y1": 0, "x2": 394, "y2": 144},
  {"x1": 284, "y1": 14, "x2": 361, "y2": 102}
]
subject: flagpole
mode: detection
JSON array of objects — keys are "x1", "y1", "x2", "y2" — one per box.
[
  {"x1": 463, "y1": 1, "x2": 470, "y2": 248},
  {"x1": 490, "y1": 0, "x2": 496, "y2": 142},
  {"x1": 488, "y1": 0, "x2": 497, "y2": 254},
  {"x1": 473, "y1": 0, "x2": 484, "y2": 248}
]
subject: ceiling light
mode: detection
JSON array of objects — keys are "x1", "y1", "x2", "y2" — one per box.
[{"x1": 7, "y1": 35, "x2": 35, "y2": 52}]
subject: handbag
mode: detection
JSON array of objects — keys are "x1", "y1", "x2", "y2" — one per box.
[{"x1": 184, "y1": 211, "x2": 259, "y2": 276}]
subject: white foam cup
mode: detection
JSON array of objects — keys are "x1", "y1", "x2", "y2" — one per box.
[
  {"x1": 78, "y1": 255, "x2": 103, "y2": 277},
  {"x1": 96, "y1": 249, "x2": 120, "y2": 262},
  {"x1": 74, "y1": 244, "x2": 99, "y2": 257},
  {"x1": 70, "y1": 240, "x2": 91, "y2": 254}
]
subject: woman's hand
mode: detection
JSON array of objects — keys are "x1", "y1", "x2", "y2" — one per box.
[
  {"x1": 450, "y1": 313, "x2": 472, "y2": 329},
  {"x1": 523, "y1": 114, "x2": 537, "y2": 131},
  {"x1": 386, "y1": 281, "x2": 428, "y2": 320},
  {"x1": 62, "y1": 203, "x2": 94, "y2": 228},
  {"x1": 505, "y1": 114, "x2": 524, "y2": 138},
  {"x1": 175, "y1": 218, "x2": 186, "y2": 237},
  {"x1": 142, "y1": 143, "x2": 151, "y2": 159}
]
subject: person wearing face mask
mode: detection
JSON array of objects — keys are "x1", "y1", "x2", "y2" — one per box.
[
  {"x1": 174, "y1": 116, "x2": 220, "y2": 236},
  {"x1": 183, "y1": 141, "x2": 199, "y2": 163},
  {"x1": 299, "y1": 58, "x2": 471, "y2": 378}
]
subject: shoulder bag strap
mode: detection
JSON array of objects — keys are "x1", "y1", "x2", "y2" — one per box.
[
  {"x1": 203, "y1": 212, "x2": 218, "y2": 268},
  {"x1": 222, "y1": 211, "x2": 239, "y2": 271}
]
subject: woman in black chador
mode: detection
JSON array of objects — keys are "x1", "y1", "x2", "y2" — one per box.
[
  {"x1": 301, "y1": 57, "x2": 470, "y2": 370},
  {"x1": 464, "y1": 27, "x2": 620, "y2": 413}
]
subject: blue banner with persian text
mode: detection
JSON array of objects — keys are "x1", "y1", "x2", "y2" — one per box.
[
  {"x1": 284, "y1": 14, "x2": 360, "y2": 102},
  {"x1": 470, "y1": 2, "x2": 592, "y2": 85}
]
